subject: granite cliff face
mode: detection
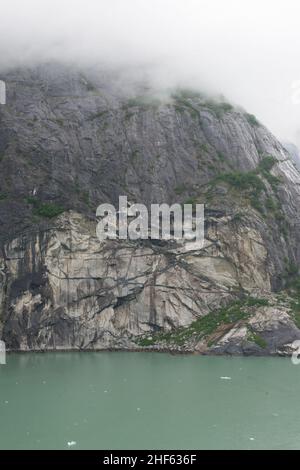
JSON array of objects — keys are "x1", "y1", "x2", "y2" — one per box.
[{"x1": 1, "y1": 63, "x2": 300, "y2": 354}]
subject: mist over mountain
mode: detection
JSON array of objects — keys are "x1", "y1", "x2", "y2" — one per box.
[{"x1": 1, "y1": 0, "x2": 300, "y2": 147}]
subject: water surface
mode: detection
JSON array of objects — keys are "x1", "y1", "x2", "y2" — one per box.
[{"x1": 0, "y1": 352, "x2": 299, "y2": 449}]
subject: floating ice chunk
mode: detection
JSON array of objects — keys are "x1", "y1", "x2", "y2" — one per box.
[
  {"x1": 220, "y1": 376, "x2": 231, "y2": 380},
  {"x1": 67, "y1": 441, "x2": 77, "y2": 447}
]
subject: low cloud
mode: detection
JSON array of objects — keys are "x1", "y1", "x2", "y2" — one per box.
[{"x1": 1, "y1": 0, "x2": 300, "y2": 145}]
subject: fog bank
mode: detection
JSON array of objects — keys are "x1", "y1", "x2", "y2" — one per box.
[{"x1": 1, "y1": 0, "x2": 300, "y2": 145}]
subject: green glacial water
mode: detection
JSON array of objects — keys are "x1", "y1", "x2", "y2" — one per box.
[{"x1": 0, "y1": 352, "x2": 300, "y2": 450}]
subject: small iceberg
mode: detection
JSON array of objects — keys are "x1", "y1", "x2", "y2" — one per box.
[{"x1": 67, "y1": 441, "x2": 77, "y2": 447}]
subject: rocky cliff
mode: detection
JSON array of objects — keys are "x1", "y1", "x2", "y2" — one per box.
[{"x1": 1, "y1": 63, "x2": 300, "y2": 355}]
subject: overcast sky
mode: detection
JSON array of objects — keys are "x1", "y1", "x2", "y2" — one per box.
[{"x1": 1, "y1": 0, "x2": 300, "y2": 145}]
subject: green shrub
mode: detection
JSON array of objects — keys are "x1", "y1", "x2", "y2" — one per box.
[
  {"x1": 216, "y1": 171, "x2": 265, "y2": 193},
  {"x1": 293, "y1": 310, "x2": 300, "y2": 328},
  {"x1": 211, "y1": 157, "x2": 282, "y2": 213},
  {"x1": 217, "y1": 151, "x2": 225, "y2": 162},
  {"x1": 27, "y1": 197, "x2": 65, "y2": 219},
  {"x1": 184, "y1": 196, "x2": 197, "y2": 205},
  {"x1": 135, "y1": 297, "x2": 269, "y2": 347},
  {"x1": 232, "y1": 212, "x2": 244, "y2": 223},
  {"x1": 173, "y1": 99, "x2": 199, "y2": 119},
  {"x1": 286, "y1": 263, "x2": 298, "y2": 276},
  {"x1": 204, "y1": 100, "x2": 233, "y2": 118},
  {"x1": 130, "y1": 150, "x2": 140, "y2": 162},
  {"x1": 34, "y1": 202, "x2": 65, "y2": 218},
  {"x1": 250, "y1": 197, "x2": 264, "y2": 213},
  {"x1": 136, "y1": 337, "x2": 156, "y2": 347},
  {"x1": 26, "y1": 196, "x2": 36, "y2": 205},
  {"x1": 219, "y1": 102, "x2": 233, "y2": 112},
  {"x1": 258, "y1": 156, "x2": 277, "y2": 172},
  {"x1": 213, "y1": 170, "x2": 265, "y2": 211},
  {"x1": 263, "y1": 172, "x2": 281, "y2": 189},
  {"x1": 248, "y1": 332, "x2": 267, "y2": 349},
  {"x1": 198, "y1": 143, "x2": 209, "y2": 153},
  {"x1": 265, "y1": 197, "x2": 277, "y2": 211},
  {"x1": 245, "y1": 113, "x2": 260, "y2": 126},
  {"x1": 283, "y1": 275, "x2": 300, "y2": 325},
  {"x1": 80, "y1": 191, "x2": 90, "y2": 206},
  {"x1": 175, "y1": 184, "x2": 187, "y2": 195},
  {"x1": 171, "y1": 91, "x2": 233, "y2": 120},
  {"x1": 246, "y1": 298, "x2": 269, "y2": 307}
]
